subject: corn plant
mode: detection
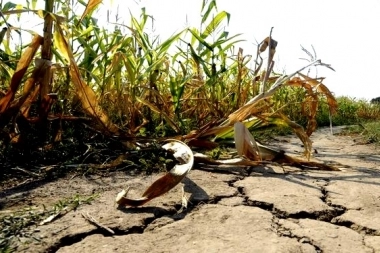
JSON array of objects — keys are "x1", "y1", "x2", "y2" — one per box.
[{"x1": 0, "y1": 0, "x2": 339, "y2": 158}]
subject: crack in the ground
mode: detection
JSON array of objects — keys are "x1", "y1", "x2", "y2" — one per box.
[
  {"x1": 47, "y1": 187, "x2": 241, "y2": 251},
  {"x1": 271, "y1": 216, "x2": 323, "y2": 252},
  {"x1": 207, "y1": 177, "x2": 243, "y2": 204},
  {"x1": 362, "y1": 236, "x2": 376, "y2": 253},
  {"x1": 231, "y1": 178, "x2": 380, "y2": 252},
  {"x1": 237, "y1": 179, "x2": 344, "y2": 222},
  {"x1": 228, "y1": 176, "x2": 347, "y2": 222},
  {"x1": 319, "y1": 180, "x2": 347, "y2": 214},
  {"x1": 44, "y1": 207, "x2": 180, "y2": 252},
  {"x1": 227, "y1": 177, "x2": 244, "y2": 188},
  {"x1": 45, "y1": 173, "x2": 379, "y2": 252},
  {"x1": 331, "y1": 219, "x2": 380, "y2": 236},
  {"x1": 47, "y1": 177, "x2": 243, "y2": 251},
  {"x1": 244, "y1": 198, "x2": 345, "y2": 222},
  {"x1": 235, "y1": 178, "x2": 379, "y2": 239},
  {"x1": 45, "y1": 225, "x2": 144, "y2": 253},
  {"x1": 320, "y1": 180, "x2": 379, "y2": 236}
]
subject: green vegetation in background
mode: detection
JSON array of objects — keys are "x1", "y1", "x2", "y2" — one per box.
[{"x1": 0, "y1": 0, "x2": 379, "y2": 155}]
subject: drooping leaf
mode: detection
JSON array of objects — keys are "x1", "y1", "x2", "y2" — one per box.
[
  {"x1": 286, "y1": 73, "x2": 338, "y2": 136},
  {"x1": 187, "y1": 42, "x2": 211, "y2": 77},
  {"x1": 226, "y1": 60, "x2": 324, "y2": 125},
  {"x1": 54, "y1": 22, "x2": 120, "y2": 134},
  {"x1": 136, "y1": 97, "x2": 180, "y2": 133},
  {"x1": 188, "y1": 28, "x2": 213, "y2": 51},
  {"x1": 201, "y1": 11, "x2": 230, "y2": 39},
  {"x1": 297, "y1": 72, "x2": 337, "y2": 114},
  {"x1": 267, "y1": 113, "x2": 313, "y2": 160},
  {"x1": 234, "y1": 122, "x2": 261, "y2": 161},
  {"x1": 156, "y1": 30, "x2": 184, "y2": 57},
  {"x1": 0, "y1": 35, "x2": 43, "y2": 115},
  {"x1": 116, "y1": 140, "x2": 194, "y2": 207},
  {"x1": 259, "y1": 36, "x2": 278, "y2": 53},
  {"x1": 2, "y1": 2, "x2": 16, "y2": 11},
  {"x1": 77, "y1": 0, "x2": 102, "y2": 26}
]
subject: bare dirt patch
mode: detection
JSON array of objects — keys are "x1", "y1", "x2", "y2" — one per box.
[{"x1": 1, "y1": 126, "x2": 380, "y2": 252}]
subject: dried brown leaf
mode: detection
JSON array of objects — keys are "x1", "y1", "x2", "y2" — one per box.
[
  {"x1": 187, "y1": 139, "x2": 219, "y2": 149},
  {"x1": 286, "y1": 74, "x2": 337, "y2": 136},
  {"x1": 136, "y1": 97, "x2": 180, "y2": 133},
  {"x1": 259, "y1": 36, "x2": 278, "y2": 53},
  {"x1": 0, "y1": 35, "x2": 43, "y2": 114},
  {"x1": 194, "y1": 153, "x2": 261, "y2": 166},
  {"x1": 234, "y1": 122, "x2": 261, "y2": 161},
  {"x1": 227, "y1": 102, "x2": 271, "y2": 125},
  {"x1": 116, "y1": 140, "x2": 194, "y2": 207},
  {"x1": 275, "y1": 113, "x2": 312, "y2": 160},
  {"x1": 78, "y1": 0, "x2": 102, "y2": 26},
  {"x1": 194, "y1": 152, "x2": 340, "y2": 171},
  {"x1": 298, "y1": 72, "x2": 338, "y2": 114},
  {"x1": 54, "y1": 22, "x2": 119, "y2": 134}
]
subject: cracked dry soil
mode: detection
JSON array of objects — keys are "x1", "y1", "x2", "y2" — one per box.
[{"x1": 1, "y1": 126, "x2": 380, "y2": 253}]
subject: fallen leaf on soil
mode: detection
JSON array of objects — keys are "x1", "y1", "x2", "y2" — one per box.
[
  {"x1": 116, "y1": 139, "x2": 194, "y2": 207},
  {"x1": 194, "y1": 123, "x2": 340, "y2": 171},
  {"x1": 234, "y1": 122, "x2": 340, "y2": 171},
  {"x1": 194, "y1": 153, "x2": 261, "y2": 166},
  {"x1": 234, "y1": 122, "x2": 262, "y2": 161}
]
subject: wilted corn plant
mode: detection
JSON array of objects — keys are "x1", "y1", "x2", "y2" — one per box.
[
  {"x1": 0, "y1": 0, "x2": 337, "y2": 161},
  {"x1": 177, "y1": 0, "x2": 246, "y2": 123},
  {"x1": 0, "y1": 0, "x2": 124, "y2": 152}
]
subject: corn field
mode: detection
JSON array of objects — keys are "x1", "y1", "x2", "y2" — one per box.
[{"x1": 0, "y1": 0, "x2": 338, "y2": 165}]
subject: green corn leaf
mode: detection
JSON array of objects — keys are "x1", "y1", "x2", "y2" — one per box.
[
  {"x1": 123, "y1": 54, "x2": 137, "y2": 87},
  {"x1": 201, "y1": 0, "x2": 217, "y2": 23},
  {"x1": 0, "y1": 28, "x2": 7, "y2": 45},
  {"x1": 79, "y1": 25, "x2": 95, "y2": 37},
  {"x1": 15, "y1": 4, "x2": 22, "y2": 19},
  {"x1": 169, "y1": 76, "x2": 177, "y2": 99},
  {"x1": 187, "y1": 43, "x2": 211, "y2": 77},
  {"x1": 2, "y1": 2, "x2": 17, "y2": 11},
  {"x1": 32, "y1": 0, "x2": 37, "y2": 9},
  {"x1": 202, "y1": 11, "x2": 230, "y2": 39},
  {"x1": 188, "y1": 28, "x2": 213, "y2": 51},
  {"x1": 216, "y1": 31, "x2": 229, "y2": 41},
  {"x1": 187, "y1": 42, "x2": 201, "y2": 65},
  {"x1": 213, "y1": 40, "x2": 245, "y2": 55},
  {"x1": 51, "y1": 47, "x2": 66, "y2": 64},
  {"x1": 156, "y1": 30, "x2": 184, "y2": 57}
]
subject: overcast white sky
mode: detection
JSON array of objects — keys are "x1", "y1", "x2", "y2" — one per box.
[{"x1": 12, "y1": 0, "x2": 380, "y2": 100}]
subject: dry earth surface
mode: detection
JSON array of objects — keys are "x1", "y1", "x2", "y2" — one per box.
[{"x1": 1, "y1": 126, "x2": 380, "y2": 253}]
